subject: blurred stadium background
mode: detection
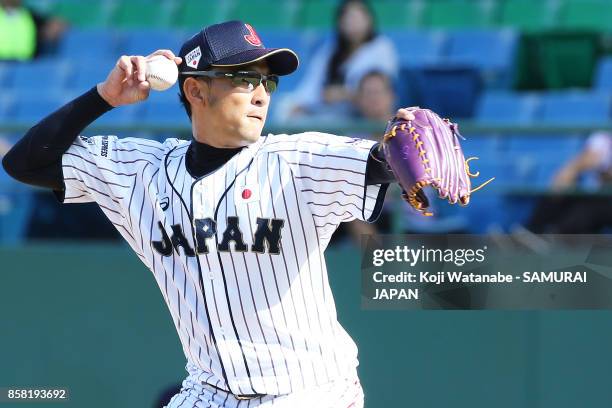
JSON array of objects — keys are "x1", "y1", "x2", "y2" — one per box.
[
  {"x1": 4, "y1": 0, "x2": 612, "y2": 239},
  {"x1": 1, "y1": 0, "x2": 612, "y2": 407}
]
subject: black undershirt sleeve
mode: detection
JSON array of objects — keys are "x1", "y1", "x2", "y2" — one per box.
[
  {"x1": 365, "y1": 142, "x2": 396, "y2": 185},
  {"x1": 1, "y1": 86, "x2": 113, "y2": 191}
]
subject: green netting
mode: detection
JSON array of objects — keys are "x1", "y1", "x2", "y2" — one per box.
[
  {"x1": 112, "y1": 1, "x2": 169, "y2": 28},
  {"x1": 227, "y1": 0, "x2": 295, "y2": 28},
  {"x1": 173, "y1": 0, "x2": 223, "y2": 29},
  {"x1": 515, "y1": 31, "x2": 603, "y2": 90},
  {"x1": 53, "y1": 1, "x2": 109, "y2": 27},
  {"x1": 297, "y1": 0, "x2": 338, "y2": 29},
  {"x1": 498, "y1": 0, "x2": 556, "y2": 31},
  {"x1": 423, "y1": 0, "x2": 494, "y2": 28},
  {"x1": 559, "y1": 0, "x2": 612, "y2": 31}
]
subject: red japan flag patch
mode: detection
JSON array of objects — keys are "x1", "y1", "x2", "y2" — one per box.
[{"x1": 236, "y1": 184, "x2": 259, "y2": 204}]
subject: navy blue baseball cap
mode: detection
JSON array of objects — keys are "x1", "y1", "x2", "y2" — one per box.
[{"x1": 178, "y1": 20, "x2": 299, "y2": 76}]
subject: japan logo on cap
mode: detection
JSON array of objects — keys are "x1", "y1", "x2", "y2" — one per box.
[
  {"x1": 185, "y1": 46, "x2": 202, "y2": 69},
  {"x1": 243, "y1": 24, "x2": 262, "y2": 47}
]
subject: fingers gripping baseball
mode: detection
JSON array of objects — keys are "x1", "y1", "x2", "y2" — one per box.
[
  {"x1": 97, "y1": 50, "x2": 182, "y2": 107},
  {"x1": 130, "y1": 55, "x2": 148, "y2": 84},
  {"x1": 146, "y1": 49, "x2": 182, "y2": 65},
  {"x1": 96, "y1": 55, "x2": 149, "y2": 107}
]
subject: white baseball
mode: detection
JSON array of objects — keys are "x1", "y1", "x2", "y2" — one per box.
[{"x1": 146, "y1": 55, "x2": 178, "y2": 91}]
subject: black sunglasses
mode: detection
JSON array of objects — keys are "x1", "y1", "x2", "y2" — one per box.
[{"x1": 181, "y1": 70, "x2": 279, "y2": 93}]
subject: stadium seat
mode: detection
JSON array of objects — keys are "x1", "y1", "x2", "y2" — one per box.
[
  {"x1": 297, "y1": 0, "x2": 338, "y2": 29},
  {"x1": 139, "y1": 90, "x2": 185, "y2": 126},
  {"x1": 423, "y1": 0, "x2": 495, "y2": 28},
  {"x1": 535, "y1": 160, "x2": 562, "y2": 186},
  {"x1": 0, "y1": 62, "x2": 11, "y2": 87},
  {"x1": 594, "y1": 57, "x2": 612, "y2": 91},
  {"x1": 507, "y1": 134, "x2": 582, "y2": 155},
  {"x1": 407, "y1": 66, "x2": 482, "y2": 118},
  {"x1": 258, "y1": 29, "x2": 309, "y2": 57},
  {"x1": 467, "y1": 155, "x2": 513, "y2": 188},
  {"x1": 390, "y1": 30, "x2": 447, "y2": 106},
  {"x1": 475, "y1": 92, "x2": 539, "y2": 124},
  {"x1": 447, "y1": 30, "x2": 518, "y2": 69},
  {"x1": 142, "y1": 99, "x2": 186, "y2": 125},
  {"x1": 515, "y1": 31, "x2": 603, "y2": 90},
  {"x1": 512, "y1": 154, "x2": 539, "y2": 185},
  {"x1": 58, "y1": 29, "x2": 119, "y2": 62},
  {"x1": 257, "y1": 29, "x2": 310, "y2": 91},
  {"x1": 227, "y1": 0, "x2": 296, "y2": 28},
  {"x1": 173, "y1": 0, "x2": 226, "y2": 29},
  {"x1": 68, "y1": 59, "x2": 115, "y2": 95},
  {"x1": 112, "y1": 1, "x2": 171, "y2": 28},
  {"x1": 540, "y1": 92, "x2": 611, "y2": 124},
  {"x1": 498, "y1": 0, "x2": 558, "y2": 31},
  {"x1": 13, "y1": 95, "x2": 69, "y2": 124},
  {"x1": 446, "y1": 29, "x2": 518, "y2": 88},
  {"x1": 52, "y1": 0, "x2": 110, "y2": 27},
  {"x1": 120, "y1": 29, "x2": 183, "y2": 57},
  {"x1": 371, "y1": 1, "x2": 413, "y2": 28},
  {"x1": 94, "y1": 104, "x2": 142, "y2": 126},
  {"x1": 0, "y1": 191, "x2": 34, "y2": 244},
  {"x1": 460, "y1": 136, "x2": 503, "y2": 175},
  {"x1": 507, "y1": 135, "x2": 582, "y2": 186},
  {"x1": 386, "y1": 30, "x2": 446, "y2": 68},
  {"x1": 276, "y1": 70, "x2": 305, "y2": 94},
  {"x1": 9, "y1": 60, "x2": 72, "y2": 92},
  {"x1": 0, "y1": 94, "x2": 15, "y2": 122},
  {"x1": 558, "y1": 0, "x2": 612, "y2": 31},
  {"x1": 267, "y1": 91, "x2": 294, "y2": 124}
]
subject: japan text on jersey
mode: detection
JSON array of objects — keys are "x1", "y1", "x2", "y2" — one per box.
[{"x1": 59, "y1": 132, "x2": 387, "y2": 396}]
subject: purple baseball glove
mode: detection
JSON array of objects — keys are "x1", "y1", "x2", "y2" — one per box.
[{"x1": 380, "y1": 108, "x2": 493, "y2": 216}]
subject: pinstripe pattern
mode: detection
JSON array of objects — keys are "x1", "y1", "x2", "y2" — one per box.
[
  {"x1": 165, "y1": 371, "x2": 363, "y2": 408},
  {"x1": 60, "y1": 132, "x2": 386, "y2": 405}
]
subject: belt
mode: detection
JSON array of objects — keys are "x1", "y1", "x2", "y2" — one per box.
[
  {"x1": 204, "y1": 382, "x2": 267, "y2": 401},
  {"x1": 235, "y1": 393, "x2": 266, "y2": 401}
]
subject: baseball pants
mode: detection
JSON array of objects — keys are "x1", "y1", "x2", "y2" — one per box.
[{"x1": 164, "y1": 375, "x2": 364, "y2": 408}]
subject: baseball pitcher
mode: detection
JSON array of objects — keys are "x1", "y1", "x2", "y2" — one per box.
[{"x1": 2, "y1": 21, "x2": 483, "y2": 407}]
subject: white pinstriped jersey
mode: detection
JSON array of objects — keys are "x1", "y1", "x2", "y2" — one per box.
[{"x1": 60, "y1": 132, "x2": 387, "y2": 396}]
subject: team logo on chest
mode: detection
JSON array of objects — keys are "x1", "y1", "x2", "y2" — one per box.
[{"x1": 151, "y1": 216, "x2": 284, "y2": 257}]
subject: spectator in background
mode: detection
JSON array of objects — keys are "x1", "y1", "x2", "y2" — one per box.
[
  {"x1": 353, "y1": 70, "x2": 395, "y2": 124},
  {"x1": 288, "y1": 0, "x2": 398, "y2": 120},
  {"x1": 0, "y1": 0, "x2": 66, "y2": 60},
  {"x1": 523, "y1": 131, "x2": 612, "y2": 233}
]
